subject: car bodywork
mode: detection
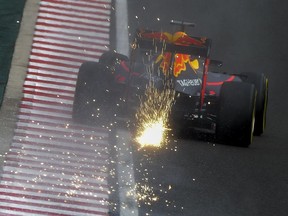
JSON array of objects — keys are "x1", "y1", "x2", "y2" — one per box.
[
  {"x1": 73, "y1": 21, "x2": 268, "y2": 146},
  {"x1": 110, "y1": 30, "x2": 241, "y2": 133}
]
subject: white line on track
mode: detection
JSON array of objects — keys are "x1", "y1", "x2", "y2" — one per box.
[
  {"x1": 116, "y1": 0, "x2": 130, "y2": 57},
  {"x1": 115, "y1": 1, "x2": 139, "y2": 215}
]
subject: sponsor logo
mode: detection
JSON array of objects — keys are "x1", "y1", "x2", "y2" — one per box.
[{"x1": 176, "y1": 79, "x2": 201, "y2": 87}]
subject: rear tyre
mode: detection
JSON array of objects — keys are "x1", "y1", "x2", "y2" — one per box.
[
  {"x1": 99, "y1": 51, "x2": 129, "y2": 66},
  {"x1": 216, "y1": 82, "x2": 256, "y2": 147},
  {"x1": 72, "y1": 62, "x2": 116, "y2": 126},
  {"x1": 241, "y1": 72, "x2": 268, "y2": 135}
]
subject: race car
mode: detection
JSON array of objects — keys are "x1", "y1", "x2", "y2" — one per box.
[{"x1": 72, "y1": 20, "x2": 268, "y2": 147}]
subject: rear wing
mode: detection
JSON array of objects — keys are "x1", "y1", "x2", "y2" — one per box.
[
  {"x1": 132, "y1": 29, "x2": 213, "y2": 109},
  {"x1": 133, "y1": 30, "x2": 212, "y2": 58}
]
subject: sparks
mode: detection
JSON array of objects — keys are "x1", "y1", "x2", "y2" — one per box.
[
  {"x1": 135, "y1": 82, "x2": 175, "y2": 148},
  {"x1": 127, "y1": 183, "x2": 159, "y2": 204},
  {"x1": 135, "y1": 119, "x2": 166, "y2": 147}
]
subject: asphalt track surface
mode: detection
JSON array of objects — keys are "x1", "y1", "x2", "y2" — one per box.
[
  {"x1": 126, "y1": 0, "x2": 288, "y2": 215},
  {"x1": 0, "y1": 0, "x2": 287, "y2": 216}
]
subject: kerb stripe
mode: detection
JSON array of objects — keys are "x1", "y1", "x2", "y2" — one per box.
[{"x1": 0, "y1": 0, "x2": 112, "y2": 215}]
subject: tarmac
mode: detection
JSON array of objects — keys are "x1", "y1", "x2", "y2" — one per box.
[{"x1": 0, "y1": 0, "x2": 40, "y2": 170}]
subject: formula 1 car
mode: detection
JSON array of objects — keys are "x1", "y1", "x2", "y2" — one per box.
[{"x1": 72, "y1": 20, "x2": 268, "y2": 147}]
